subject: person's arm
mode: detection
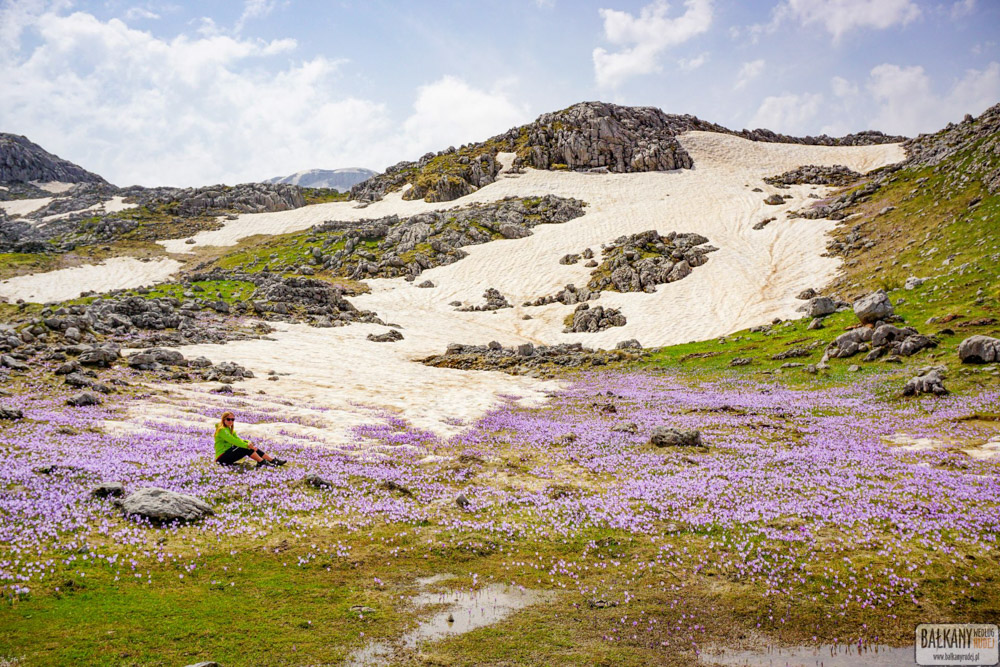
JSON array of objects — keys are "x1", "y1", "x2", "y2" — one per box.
[{"x1": 217, "y1": 428, "x2": 252, "y2": 450}]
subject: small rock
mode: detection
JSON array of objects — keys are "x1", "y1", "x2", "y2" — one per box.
[
  {"x1": 456, "y1": 494, "x2": 471, "y2": 509},
  {"x1": 367, "y1": 330, "x2": 404, "y2": 343},
  {"x1": 649, "y1": 427, "x2": 703, "y2": 448},
  {"x1": 0, "y1": 407, "x2": 24, "y2": 420},
  {"x1": 67, "y1": 391, "x2": 101, "y2": 407},
  {"x1": 92, "y1": 482, "x2": 125, "y2": 498},
  {"x1": 611, "y1": 421, "x2": 638, "y2": 434},
  {"x1": 304, "y1": 474, "x2": 332, "y2": 488}
]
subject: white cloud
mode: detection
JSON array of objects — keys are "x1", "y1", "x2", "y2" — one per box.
[
  {"x1": 749, "y1": 93, "x2": 824, "y2": 134},
  {"x1": 831, "y1": 75, "x2": 859, "y2": 98},
  {"x1": 401, "y1": 76, "x2": 532, "y2": 156},
  {"x1": 951, "y1": 0, "x2": 976, "y2": 19},
  {"x1": 0, "y1": 9, "x2": 532, "y2": 186},
  {"x1": 757, "y1": 0, "x2": 921, "y2": 41},
  {"x1": 235, "y1": 0, "x2": 277, "y2": 33},
  {"x1": 867, "y1": 62, "x2": 1000, "y2": 134},
  {"x1": 678, "y1": 52, "x2": 708, "y2": 70},
  {"x1": 124, "y1": 7, "x2": 160, "y2": 21},
  {"x1": 734, "y1": 58, "x2": 764, "y2": 90},
  {"x1": 593, "y1": 0, "x2": 713, "y2": 88}
]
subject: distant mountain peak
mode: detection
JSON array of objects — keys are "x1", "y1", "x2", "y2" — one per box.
[{"x1": 265, "y1": 168, "x2": 377, "y2": 191}]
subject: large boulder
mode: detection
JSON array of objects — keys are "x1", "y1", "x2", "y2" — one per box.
[
  {"x1": 958, "y1": 336, "x2": 1000, "y2": 364},
  {"x1": 797, "y1": 296, "x2": 837, "y2": 318},
  {"x1": 0, "y1": 407, "x2": 23, "y2": 420},
  {"x1": 649, "y1": 427, "x2": 703, "y2": 448},
  {"x1": 78, "y1": 347, "x2": 119, "y2": 367},
  {"x1": 122, "y1": 487, "x2": 213, "y2": 523},
  {"x1": 853, "y1": 289, "x2": 894, "y2": 325}
]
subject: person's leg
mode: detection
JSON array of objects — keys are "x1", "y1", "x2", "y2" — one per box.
[
  {"x1": 217, "y1": 446, "x2": 249, "y2": 466},
  {"x1": 249, "y1": 445, "x2": 283, "y2": 465}
]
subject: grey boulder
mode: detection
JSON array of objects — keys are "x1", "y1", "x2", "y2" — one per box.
[
  {"x1": 903, "y1": 367, "x2": 948, "y2": 396},
  {"x1": 958, "y1": 335, "x2": 1000, "y2": 364},
  {"x1": 122, "y1": 487, "x2": 213, "y2": 523},
  {"x1": 853, "y1": 289, "x2": 893, "y2": 325},
  {"x1": 797, "y1": 296, "x2": 836, "y2": 318}
]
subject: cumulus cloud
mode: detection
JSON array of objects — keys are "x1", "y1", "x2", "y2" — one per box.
[
  {"x1": 867, "y1": 62, "x2": 1000, "y2": 134},
  {"x1": 677, "y1": 52, "x2": 708, "y2": 70},
  {"x1": 734, "y1": 59, "x2": 764, "y2": 90},
  {"x1": 755, "y1": 0, "x2": 921, "y2": 41},
  {"x1": 0, "y1": 9, "x2": 531, "y2": 186},
  {"x1": 749, "y1": 93, "x2": 824, "y2": 134},
  {"x1": 401, "y1": 76, "x2": 531, "y2": 156},
  {"x1": 831, "y1": 75, "x2": 859, "y2": 98},
  {"x1": 593, "y1": 0, "x2": 713, "y2": 88}
]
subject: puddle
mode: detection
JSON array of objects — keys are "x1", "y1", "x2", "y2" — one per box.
[
  {"x1": 700, "y1": 643, "x2": 913, "y2": 666},
  {"x1": 344, "y1": 583, "x2": 555, "y2": 666}
]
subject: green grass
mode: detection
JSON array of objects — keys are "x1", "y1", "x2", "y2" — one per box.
[
  {"x1": 302, "y1": 188, "x2": 350, "y2": 205},
  {"x1": 0, "y1": 252, "x2": 60, "y2": 281},
  {"x1": 121, "y1": 279, "x2": 258, "y2": 304}
]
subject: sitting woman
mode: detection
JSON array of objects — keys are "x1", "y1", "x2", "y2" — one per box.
[{"x1": 214, "y1": 411, "x2": 286, "y2": 468}]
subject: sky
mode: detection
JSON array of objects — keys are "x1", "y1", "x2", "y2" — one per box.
[{"x1": 1, "y1": 0, "x2": 998, "y2": 187}]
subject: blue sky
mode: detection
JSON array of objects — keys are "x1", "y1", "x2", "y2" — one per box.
[{"x1": 1, "y1": 0, "x2": 997, "y2": 186}]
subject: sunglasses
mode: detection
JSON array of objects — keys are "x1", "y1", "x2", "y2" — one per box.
[{"x1": 223, "y1": 418, "x2": 234, "y2": 423}]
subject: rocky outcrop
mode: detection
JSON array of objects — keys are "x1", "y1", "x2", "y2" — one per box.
[
  {"x1": 764, "y1": 165, "x2": 862, "y2": 186},
  {"x1": 422, "y1": 341, "x2": 646, "y2": 377},
  {"x1": 563, "y1": 304, "x2": 626, "y2": 333},
  {"x1": 903, "y1": 102, "x2": 1000, "y2": 193},
  {"x1": 457, "y1": 288, "x2": 511, "y2": 312},
  {"x1": 585, "y1": 230, "x2": 717, "y2": 294},
  {"x1": 524, "y1": 284, "x2": 600, "y2": 307},
  {"x1": 311, "y1": 196, "x2": 586, "y2": 281},
  {"x1": 131, "y1": 182, "x2": 305, "y2": 216},
  {"x1": 0, "y1": 133, "x2": 107, "y2": 184},
  {"x1": 351, "y1": 102, "x2": 906, "y2": 203}
]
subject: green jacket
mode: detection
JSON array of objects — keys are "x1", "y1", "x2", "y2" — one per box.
[{"x1": 215, "y1": 427, "x2": 251, "y2": 458}]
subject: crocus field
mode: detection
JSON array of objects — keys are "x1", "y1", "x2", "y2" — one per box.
[{"x1": 1, "y1": 366, "x2": 998, "y2": 664}]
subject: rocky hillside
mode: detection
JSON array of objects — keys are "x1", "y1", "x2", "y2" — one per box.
[
  {"x1": 352, "y1": 101, "x2": 905, "y2": 203},
  {"x1": 266, "y1": 168, "x2": 377, "y2": 191},
  {"x1": 0, "y1": 133, "x2": 107, "y2": 185}
]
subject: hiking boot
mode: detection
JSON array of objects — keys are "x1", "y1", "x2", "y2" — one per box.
[
  {"x1": 271, "y1": 458, "x2": 287, "y2": 466},
  {"x1": 256, "y1": 460, "x2": 274, "y2": 469}
]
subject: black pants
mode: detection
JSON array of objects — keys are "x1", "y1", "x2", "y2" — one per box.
[{"x1": 217, "y1": 446, "x2": 265, "y2": 465}]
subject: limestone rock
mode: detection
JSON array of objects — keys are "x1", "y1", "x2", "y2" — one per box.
[
  {"x1": 958, "y1": 335, "x2": 1000, "y2": 364},
  {"x1": 853, "y1": 289, "x2": 894, "y2": 325},
  {"x1": 122, "y1": 487, "x2": 213, "y2": 523},
  {"x1": 903, "y1": 367, "x2": 948, "y2": 396}
]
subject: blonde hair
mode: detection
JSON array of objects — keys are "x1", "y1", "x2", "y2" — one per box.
[{"x1": 215, "y1": 411, "x2": 236, "y2": 437}]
